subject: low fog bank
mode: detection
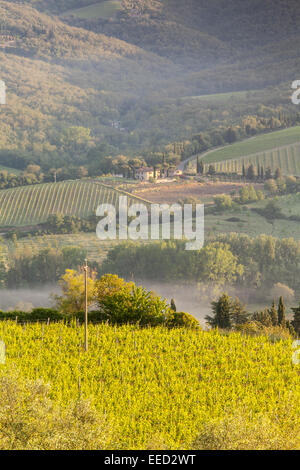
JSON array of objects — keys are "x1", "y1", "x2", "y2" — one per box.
[
  {"x1": 0, "y1": 286, "x2": 59, "y2": 312},
  {"x1": 134, "y1": 280, "x2": 211, "y2": 324},
  {"x1": 0, "y1": 282, "x2": 208, "y2": 322},
  {"x1": 0, "y1": 281, "x2": 264, "y2": 326}
]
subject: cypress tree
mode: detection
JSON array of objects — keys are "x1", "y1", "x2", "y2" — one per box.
[
  {"x1": 278, "y1": 296, "x2": 286, "y2": 327},
  {"x1": 247, "y1": 164, "x2": 255, "y2": 180},
  {"x1": 291, "y1": 304, "x2": 300, "y2": 336},
  {"x1": 197, "y1": 157, "x2": 204, "y2": 175},
  {"x1": 231, "y1": 297, "x2": 249, "y2": 326},
  {"x1": 269, "y1": 301, "x2": 278, "y2": 326},
  {"x1": 242, "y1": 163, "x2": 246, "y2": 179},
  {"x1": 206, "y1": 293, "x2": 232, "y2": 329},
  {"x1": 253, "y1": 309, "x2": 272, "y2": 327}
]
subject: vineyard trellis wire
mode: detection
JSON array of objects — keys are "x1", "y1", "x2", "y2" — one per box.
[
  {"x1": 203, "y1": 142, "x2": 300, "y2": 176},
  {"x1": 0, "y1": 180, "x2": 151, "y2": 227}
]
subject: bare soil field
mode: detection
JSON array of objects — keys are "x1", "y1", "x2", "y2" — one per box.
[{"x1": 128, "y1": 181, "x2": 263, "y2": 204}]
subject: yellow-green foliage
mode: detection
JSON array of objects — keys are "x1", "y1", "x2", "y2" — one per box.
[
  {"x1": 0, "y1": 368, "x2": 114, "y2": 450},
  {"x1": 192, "y1": 408, "x2": 300, "y2": 450},
  {"x1": 0, "y1": 322, "x2": 299, "y2": 450}
]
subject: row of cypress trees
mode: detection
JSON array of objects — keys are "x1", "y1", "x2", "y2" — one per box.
[{"x1": 205, "y1": 293, "x2": 300, "y2": 336}]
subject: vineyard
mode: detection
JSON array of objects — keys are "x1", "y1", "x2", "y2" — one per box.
[
  {"x1": 0, "y1": 180, "x2": 150, "y2": 228},
  {"x1": 204, "y1": 142, "x2": 300, "y2": 176},
  {"x1": 0, "y1": 321, "x2": 299, "y2": 449},
  {"x1": 202, "y1": 126, "x2": 300, "y2": 164}
]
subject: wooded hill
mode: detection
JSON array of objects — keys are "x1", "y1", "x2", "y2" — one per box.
[{"x1": 1, "y1": 0, "x2": 300, "y2": 171}]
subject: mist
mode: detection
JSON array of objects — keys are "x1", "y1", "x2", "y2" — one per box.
[{"x1": 0, "y1": 285, "x2": 59, "y2": 312}]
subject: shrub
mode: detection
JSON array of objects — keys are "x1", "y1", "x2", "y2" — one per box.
[
  {"x1": 0, "y1": 368, "x2": 115, "y2": 450},
  {"x1": 192, "y1": 410, "x2": 299, "y2": 450},
  {"x1": 165, "y1": 311, "x2": 200, "y2": 329}
]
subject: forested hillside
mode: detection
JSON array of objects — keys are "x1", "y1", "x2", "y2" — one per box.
[{"x1": 1, "y1": 0, "x2": 300, "y2": 171}]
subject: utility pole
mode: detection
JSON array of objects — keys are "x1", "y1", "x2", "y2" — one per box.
[{"x1": 84, "y1": 258, "x2": 88, "y2": 352}]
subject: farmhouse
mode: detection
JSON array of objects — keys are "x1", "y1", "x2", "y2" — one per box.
[
  {"x1": 135, "y1": 167, "x2": 155, "y2": 181},
  {"x1": 135, "y1": 167, "x2": 183, "y2": 181}
]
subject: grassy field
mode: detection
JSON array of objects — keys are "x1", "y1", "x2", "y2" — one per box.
[
  {"x1": 0, "y1": 180, "x2": 150, "y2": 228},
  {"x1": 3, "y1": 233, "x2": 151, "y2": 265},
  {"x1": 186, "y1": 90, "x2": 251, "y2": 103},
  {"x1": 0, "y1": 322, "x2": 298, "y2": 449},
  {"x1": 62, "y1": 1, "x2": 122, "y2": 19},
  {"x1": 206, "y1": 193, "x2": 300, "y2": 239},
  {"x1": 0, "y1": 165, "x2": 22, "y2": 175},
  {"x1": 202, "y1": 127, "x2": 300, "y2": 165},
  {"x1": 4, "y1": 192, "x2": 298, "y2": 268}
]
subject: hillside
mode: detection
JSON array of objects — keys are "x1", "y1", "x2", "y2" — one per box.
[
  {"x1": 206, "y1": 142, "x2": 300, "y2": 178},
  {"x1": 1, "y1": 0, "x2": 300, "y2": 170},
  {"x1": 12, "y1": 1, "x2": 300, "y2": 61},
  {"x1": 202, "y1": 127, "x2": 300, "y2": 164},
  {"x1": 0, "y1": 179, "x2": 149, "y2": 227}
]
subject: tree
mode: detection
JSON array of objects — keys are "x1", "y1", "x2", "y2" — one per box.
[
  {"x1": 165, "y1": 311, "x2": 199, "y2": 329},
  {"x1": 265, "y1": 167, "x2": 272, "y2": 180},
  {"x1": 278, "y1": 296, "x2": 286, "y2": 327},
  {"x1": 197, "y1": 157, "x2": 204, "y2": 175},
  {"x1": 242, "y1": 163, "x2": 246, "y2": 179},
  {"x1": 225, "y1": 127, "x2": 237, "y2": 144},
  {"x1": 58, "y1": 126, "x2": 92, "y2": 156},
  {"x1": 246, "y1": 164, "x2": 255, "y2": 180},
  {"x1": 252, "y1": 309, "x2": 272, "y2": 327},
  {"x1": 269, "y1": 301, "x2": 278, "y2": 326},
  {"x1": 291, "y1": 304, "x2": 300, "y2": 336},
  {"x1": 94, "y1": 274, "x2": 170, "y2": 326},
  {"x1": 54, "y1": 269, "x2": 97, "y2": 314},
  {"x1": 261, "y1": 200, "x2": 283, "y2": 219},
  {"x1": 208, "y1": 164, "x2": 216, "y2": 176},
  {"x1": 77, "y1": 166, "x2": 88, "y2": 178},
  {"x1": 199, "y1": 243, "x2": 244, "y2": 286},
  {"x1": 206, "y1": 293, "x2": 232, "y2": 329},
  {"x1": 26, "y1": 164, "x2": 41, "y2": 175},
  {"x1": 214, "y1": 194, "x2": 233, "y2": 211},
  {"x1": 231, "y1": 298, "x2": 249, "y2": 325}
]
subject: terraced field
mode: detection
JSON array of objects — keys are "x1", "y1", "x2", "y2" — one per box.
[
  {"x1": 205, "y1": 142, "x2": 300, "y2": 176},
  {"x1": 0, "y1": 180, "x2": 150, "y2": 228}
]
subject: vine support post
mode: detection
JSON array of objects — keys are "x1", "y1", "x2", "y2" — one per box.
[{"x1": 84, "y1": 258, "x2": 88, "y2": 352}]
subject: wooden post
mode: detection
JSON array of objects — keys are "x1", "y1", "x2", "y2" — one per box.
[{"x1": 84, "y1": 258, "x2": 88, "y2": 352}]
